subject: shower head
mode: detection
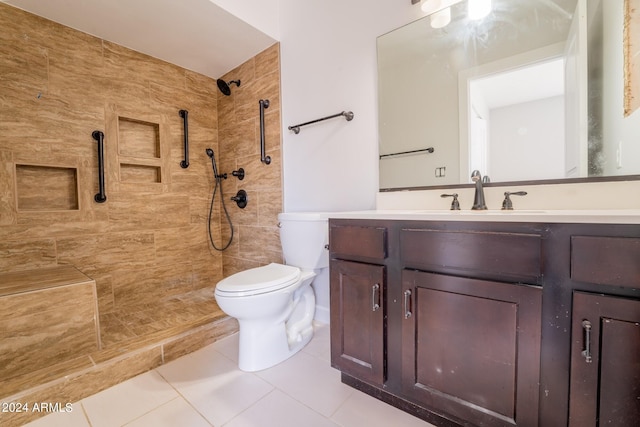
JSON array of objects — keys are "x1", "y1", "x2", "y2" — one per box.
[{"x1": 216, "y1": 79, "x2": 241, "y2": 96}]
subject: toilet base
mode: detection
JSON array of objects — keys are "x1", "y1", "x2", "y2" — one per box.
[{"x1": 237, "y1": 272, "x2": 316, "y2": 372}]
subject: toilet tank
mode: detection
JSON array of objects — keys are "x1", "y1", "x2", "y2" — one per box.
[{"x1": 278, "y1": 212, "x2": 330, "y2": 270}]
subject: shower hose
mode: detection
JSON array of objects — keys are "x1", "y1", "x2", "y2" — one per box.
[{"x1": 207, "y1": 167, "x2": 234, "y2": 251}]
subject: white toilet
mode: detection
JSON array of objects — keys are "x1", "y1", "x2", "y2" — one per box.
[{"x1": 214, "y1": 212, "x2": 329, "y2": 372}]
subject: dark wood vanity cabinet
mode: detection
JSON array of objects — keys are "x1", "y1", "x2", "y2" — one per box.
[
  {"x1": 569, "y1": 292, "x2": 640, "y2": 426},
  {"x1": 567, "y1": 235, "x2": 640, "y2": 426},
  {"x1": 329, "y1": 219, "x2": 640, "y2": 427},
  {"x1": 402, "y1": 271, "x2": 542, "y2": 426},
  {"x1": 330, "y1": 259, "x2": 386, "y2": 386},
  {"x1": 329, "y1": 225, "x2": 388, "y2": 387}
]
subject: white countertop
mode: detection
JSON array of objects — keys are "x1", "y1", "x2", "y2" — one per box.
[{"x1": 325, "y1": 210, "x2": 640, "y2": 224}]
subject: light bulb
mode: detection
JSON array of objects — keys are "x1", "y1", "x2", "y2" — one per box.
[{"x1": 468, "y1": 0, "x2": 491, "y2": 20}]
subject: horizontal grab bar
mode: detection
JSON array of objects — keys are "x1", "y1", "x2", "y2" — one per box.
[
  {"x1": 288, "y1": 111, "x2": 354, "y2": 134},
  {"x1": 379, "y1": 147, "x2": 434, "y2": 159}
]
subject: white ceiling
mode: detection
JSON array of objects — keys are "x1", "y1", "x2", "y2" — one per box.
[
  {"x1": 472, "y1": 58, "x2": 565, "y2": 110},
  {"x1": 1, "y1": 0, "x2": 277, "y2": 78}
]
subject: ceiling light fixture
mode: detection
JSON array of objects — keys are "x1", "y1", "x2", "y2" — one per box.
[
  {"x1": 420, "y1": 0, "x2": 462, "y2": 15},
  {"x1": 430, "y1": 7, "x2": 452, "y2": 28},
  {"x1": 468, "y1": 0, "x2": 492, "y2": 20}
]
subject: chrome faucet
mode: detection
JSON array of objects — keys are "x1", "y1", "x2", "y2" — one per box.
[{"x1": 471, "y1": 170, "x2": 487, "y2": 210}]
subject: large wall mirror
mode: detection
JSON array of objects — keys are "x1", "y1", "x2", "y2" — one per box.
[{"x1": 378, "y1": 0, "x2": 640, "y2": 190}]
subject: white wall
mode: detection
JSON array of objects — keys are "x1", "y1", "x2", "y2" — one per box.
[
  {"x1": 276, "y1": 0, "x2": 423, "y2": 323},
  {"x1": 211, "y1": 0, "x2": 280, "y2": 39},
  {"x1": 274, "y1": 0, "x2": 640, "y2": 322},
  {"x1": 489, "y1": 96, "x2": 565, "y2": 182},
  {"x1": 278, "y1": 0, "x2": 424, "y2": 212}
]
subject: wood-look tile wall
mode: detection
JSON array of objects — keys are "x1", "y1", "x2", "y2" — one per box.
[
  {"x1": 0, "y1": 3, "x2": 225, "y2": 313},
  {"x1": 217, "y1": 45, "x2": 285, "y2": 274}
]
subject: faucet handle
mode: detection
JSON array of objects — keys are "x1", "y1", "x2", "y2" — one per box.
[
  {"x1": 502, "y1": 191, "x2": 527, "y2": 210},
  {"x1": 441, "y1": 193, "x2": 460, "y2": 210}
]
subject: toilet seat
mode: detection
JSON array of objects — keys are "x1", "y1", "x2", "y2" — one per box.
[{"x1": 215, "y1": 263, "x2": 301, "y2": 297}]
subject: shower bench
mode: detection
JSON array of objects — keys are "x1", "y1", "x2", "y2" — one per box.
[{"x1": 0, "y1": 265, "x2": 101, "y2": 396}]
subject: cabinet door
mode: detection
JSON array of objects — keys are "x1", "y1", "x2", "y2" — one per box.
[
  {"x1": 330, "y1": 259, "x2": 385, "y2": 386},
  {"x1": 569, "y1": 292, "x2": 640, "y2": 426},
  {"x1": 402, "y1": 270, "x2": 542, "y2": 427}
]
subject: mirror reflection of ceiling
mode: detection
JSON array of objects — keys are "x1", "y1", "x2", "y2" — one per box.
[
  {"x1": 378, "y1": 0, "x2": 640, "y2": 191},
  {"x1": 378, "y1": 0, "x2": 577, "y2": 71}
]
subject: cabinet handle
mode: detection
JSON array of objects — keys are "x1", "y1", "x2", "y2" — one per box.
[
  {"x1": 372, "y1": 283, "x2": 380, "y2": 311},
  {"x1": 404, "y1": 290, "x2": 412, "y2": 319},
  {"x1": 581, "y1": 319, "x2": 592, "y2": 363}
]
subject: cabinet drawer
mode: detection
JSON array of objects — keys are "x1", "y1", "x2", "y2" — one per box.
[
  {"x1": 330, "y1": 225, "x2": 387, "y2": 261},
  {"x1": 571, "y1": 236, "x2": 640, "y2": 289},
  {"x1": 401, "y1": 228, "x2": 542, "y2": 283}
]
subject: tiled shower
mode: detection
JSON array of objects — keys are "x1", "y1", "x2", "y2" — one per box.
[{"x1": 0, "y1": 3, "x2": 283, "y2": 425}]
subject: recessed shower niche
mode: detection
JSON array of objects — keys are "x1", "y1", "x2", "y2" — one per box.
[
  {"x1": 118, "y1": 117, "x2": 160, "y2": 159},
  {"x1": 15, "y1": 164, "x2": 79, "y2": 211},
  {"x1": 107, "y1": 109, "x2": 171, "y2": 191}
]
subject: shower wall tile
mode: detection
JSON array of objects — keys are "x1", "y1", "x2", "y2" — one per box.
[
  {"x1": 260, "y1": 108, "x2": 283, "y2": 154},
  {"x1": 258, "y1": 189, "x2": 284, "y2": 227},
  {"x1": 0, "y1": 239, "x2": 57, "y2": 272},
  {"x1": 112, "y1": 264, "x2": 193, "y2": 308},
  {"x1": 107, "y1": 193, "x2": 191, "y2": 231},
  {"x1": 229, "y1": 118, "x2": 259, "y2": 159},
  {"x1": 103, "y1": 41, "x2": 186, "y2": 93},
  {"x1": 238, "y1": 225, "x2": 283, "y2": 264},
  {"x1": 239, "y1": 149, "x2": 282, "y2": 191},
  {"x1": 218, "y1": 42, "x2": 283, "y2": 275},
  {"x1": 56, "y1": 232, "x2": 157, "y2": 273},
  {"x1": 0, "y1": 150, "x2": 16, "y2": 225},
  {"x1": 222, "y1": 255, "x2": 262, "y2": 277},
  {"x1": 0, "y1": 2, "x2": 278, "y2": 402},
  {"x1": 256, "y1": 44, "x2": 280, "y2": 76}
]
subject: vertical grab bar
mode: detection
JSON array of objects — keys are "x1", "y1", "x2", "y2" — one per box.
[
  {"x1": 259, "y1": 99, "x2": 271, "y2": 165},
  {"x1": 92, "y1": 130, "x2": 107, "y2": 203},
  {"x1": 179, "y1": 109, "x2": 189, "y2": 168}
]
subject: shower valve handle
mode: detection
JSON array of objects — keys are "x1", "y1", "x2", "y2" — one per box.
[{"x1": 231, "y1": 190, "x2": 248, "y2": 209}]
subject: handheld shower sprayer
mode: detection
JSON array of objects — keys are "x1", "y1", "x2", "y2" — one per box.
[
  {"x1": 206, "y1": 148, "x2": 226, "y2": 180},
  {"x1": 206, "y1": 148, "x2": 233, "y2": 251}
]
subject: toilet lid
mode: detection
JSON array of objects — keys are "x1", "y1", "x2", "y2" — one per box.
[{"x1": 215, "y1": 263, "x2": 301, "y2": 295}]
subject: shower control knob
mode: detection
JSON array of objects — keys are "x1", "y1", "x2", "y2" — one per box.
[
  {"x1": 231, "y1": 190, "x2": 248, "y2": 209},
  {"x1": 232, "y1": 168, "x2": 245, "y2": 180}
]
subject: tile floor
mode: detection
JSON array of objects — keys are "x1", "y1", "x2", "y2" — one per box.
[{"x1": 26, "y1": 323, "x2": 435, "y2": 427}]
